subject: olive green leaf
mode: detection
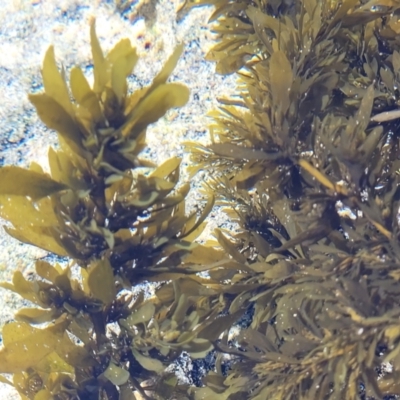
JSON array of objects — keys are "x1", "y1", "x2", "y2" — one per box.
[
  {"x1": 28, "y1": 93, "x2": 83, "y2": 153},
  {"x1": 0, "y1": 319, "x2": 69, "y2": 373},
  {"x1": 42, "y1": 46, "x2": 74, "y2": 116},
  {"x1": 0, "y1": 166, "x2": 68, "y2": 200},
  {"x1": 131, "y1": 348, "x2": 165, "y2": 373},
  {"x1": 86, "y1": 259, "x2": 116, "y2": 304},
  {"x1": 103, "y1": 362, "x2": 130, "y2": 386}
]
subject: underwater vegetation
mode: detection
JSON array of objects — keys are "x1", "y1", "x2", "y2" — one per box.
[
  {"x1": 0, "y1": 19, "x2": 231, "y2": 400},
  {"x1": 3, "y1": 0, "x2": 400, "y2": 399}
]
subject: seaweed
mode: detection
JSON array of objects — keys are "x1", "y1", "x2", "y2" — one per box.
[
  {"x1": 182, "y1": 0, "x2": 400, "y2": 399},
  {"x1": 3, "y1": 0, "x2": 400, "y2": 399},
  {"x1": 0, "y1": 20, "x2": 236, "y2": 399}
]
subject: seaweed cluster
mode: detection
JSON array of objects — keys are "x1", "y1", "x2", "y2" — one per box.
[
  {"x1": 0, "y1": 21, "x2": 233, "y2": 399},
  {"x1": 3, "y1": 0, "x2": 400, "y2": 399},
  {"x1": 182, "y1": 0, "x2": 400, "y2": 398}
]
